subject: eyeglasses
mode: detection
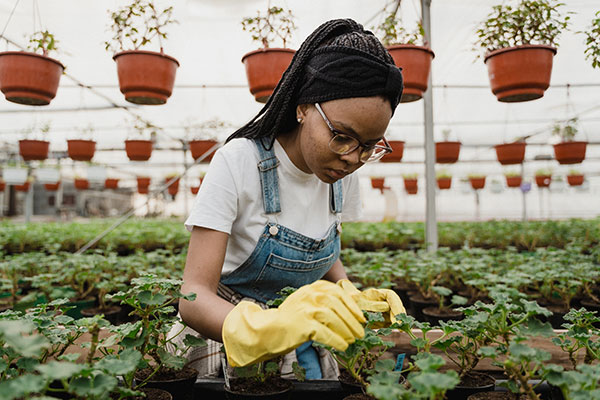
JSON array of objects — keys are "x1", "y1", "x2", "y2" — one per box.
[{"x1": 314, "y1": 103, "x2": 392, "y2": 163}]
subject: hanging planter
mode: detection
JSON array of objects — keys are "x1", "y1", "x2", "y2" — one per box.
[
  {"x1": 403, "y1": 176, "x2": 418, "y2": 195},
  {"x1": 469, "y1": 176, "x2": 486, "y2": 190},
  {"x1": 14, "y1": 181, "x2": 30, "y2": 192},
  {"x1": 435, "y1": 141, "x2": 461, "y2": 164},
  {"x1": 370, "y1": 177, "x2": 385, "y2": 190},
  {"x1": 505, "y1": 174, "x2": 523, "y2": 188},
  {"x1": 125, "y1": 140, "x2": 153, "y2": 161},
  {"x1": 0, "y1": 180, "x2": 5, "y2": 191},
  {"x1": 567, "y1": 172, "x2": 584, "y2": 187},
  {"x1": 190, "y1": 186, "x2": 199, "y2": 195},
  {"x1": 165, "y1": 176, "x2": 180, "y2": 196},
  {"x1": 19, "y1": 139, "x2": 49, "y2": 161},
  {"x1": 44, "y1": 181, "x2": 60, "y2": 191},
  {"x1": 67, "y1": 139, "x2": 96, "y2": 161},
  {"x1": 137, "y1": 176, "x2": 151, "y2": 194},
  {"x1": 437, "y1": 177, "x2": 452, "y2": 190},
  {"x1": 553, "y1": 141, "x2": 587, "y2": 165},
  {"x1": 74, "y1": 178, "x2": 89, "y2": 190},
  {"x1": 380, "y1": 140, "x2": 405, "y2": 163},
  {"x1": 113, "y1": 50, "x2": 179, "y2": 105},
  {"x1": 386, "y1": 45, "x2": 435, "y2": 102},
  {"x1": 0, "y1": 51, "x2": 64, "y2": 106},
  {"x1": 189, "y1": 140, "x2": 218, "y2": 162},
  {"x1": 242, "y1": 48, "x2": 295, "y2": 103},
  {"x1": 535, "y1": 174, "x2": 552, "y2": 188},
  {"x1": 105, "y1": 178, "x2": 119, "y2": 189},
  {"x1": 495, "y1": 142, "x2": 526, "y2": 165}
]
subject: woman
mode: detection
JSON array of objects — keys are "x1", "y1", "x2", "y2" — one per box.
[{"x1": 176, "y1": 18, "x2": 405, "y2": 380}]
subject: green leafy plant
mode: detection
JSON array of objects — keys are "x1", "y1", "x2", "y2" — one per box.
[
  {"x1": 552, "y1": 117, "x2": 579, "y2": 141},
  {"x1": 241, "y1": 6, "x2": 296, "y2": 48},
  {"x1": 568, "y1": 169, "x2": 581, "y2": 176},
  {"x1": 27, "y1": 30, "x2": 59, "y2": 56},
  {"x1": 505, "y1": 170, "x2": 522, "y2": 177},
  {"x1": 474, "y1": 0, "x2": 571, "y2": 56},
  {"x1": 545, "y1": 363, "x2": 600, "y2": 400},
  {"x1": 105, "y1": 0, "x2": 177, "y2": 53},
  {"x1": 402, "y1": 173, "x2": 418, "y2": 179},
  {"x1": 552, "y1": 308, "x2": 600, "y2": 369},
  {"x1": 535, "y1": 168, "x2": 552, "y2": 177},
  {"x1": 436, "y1": 170, "x2": 451, "y2": 179},
  {"x1": 373, "y1": 2, "x2": 425, "y2": 46},
  {"x1": 582, "y1": 11, "x2": 600, "y2": 69},
  {"x1": 468, "y1": 174, "x2": 486, "y2": 179}
]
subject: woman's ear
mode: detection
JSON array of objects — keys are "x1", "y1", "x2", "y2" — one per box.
[{"x1": 296, "y1": 104, "x2": 310, "y2": 122}]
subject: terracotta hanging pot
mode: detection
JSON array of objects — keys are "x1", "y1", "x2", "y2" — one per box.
[
  {"x1": 437, "y1": 177, "x2": 452, "y2": 190},
  {"x1": 105, "y1": 178, "x2": 119, "y2": 189},
  {"x1": 386, "y1": 45, "x2": 435, "y2": 103},
  {"x1": 137, "y1": 176, "x2": 151, "y2": 194},
  {"x1": 567, "y1": 174, "x2": 584, "y2": 186},
  {"x1": 125, "y1": 140, "x2": 153, "y2": 161},
  {"x1": 189, "y1": 140, "x2": 218, "y2": 162},
  {"x1": 165, "y1": 177, "x2": 180, "y2": 196},
  {"x1": 241, "y1": 48, "x2": 295, "y2": 103},
  {"x1": 67, "y1": 139, "x2": 96, "y2": 161},
  {"x1": 469, "y1": 177, "x2": 486, "y2": 190},
  {"x1": 484, "y1": 45, "x2": 557, "y2": 103},
  {"x1": 370, "y1": 177, "x2": 385, "y2": 190},
  {"x1": 190, "y1": 186, "x2": 199, "y2": 195},
  {"x1": 380, "y1": 140, "x2": 405, "y2": 163},
  {"x1": 404, "y1": 178, "x2": 418, "y2": 194},
  {"x1": 19, "y1": 139, "x2": 49, "y2": 161},
  {"x1": 14, "y1": 182, "x2": 30, "y2": 192},
  {"x1": 505, "y1": 176, "x2": 522, "y2": 188},
  {"x1": 0, "y1": 181, "x2": 5, "y2": 191},
  {"x1": 535, "y1": 175, "x2": 552, "y2": 188},
  {"x1": 495, "y1": 142, "x2": 526, "y2": 165},
  {"x1": 74, "y1": 178, "x2": 89, "y2": 190},
  {"x1": 435, "y1": 141, "x2": 461, "y2": 163},
  {"x1": 553, "y1": 141, "x2": 587, "y2": 164},
  {"x1": 44, "y1": 181, "x2": 60, "y2": 191},
  {"x1": 113, "y1": 50, "x2": 179, "y2": 105},
  {"x1": 0, "y1": 51, "x2": 64, "y2": 105}
]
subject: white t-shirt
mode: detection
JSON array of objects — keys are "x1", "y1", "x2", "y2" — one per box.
[{"x1": 185, "y1": 138, "x2": 362, "y2": 275}]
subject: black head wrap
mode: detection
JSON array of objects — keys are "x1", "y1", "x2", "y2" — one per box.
[{"x1": 296, "y1": 46, "x2": 404, "y2": 114}]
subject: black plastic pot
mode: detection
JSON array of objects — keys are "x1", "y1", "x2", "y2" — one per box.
[
  {"x1": 338, "y1": 370, "x2": 364, "y2": 396},
  {"x1": 81, "y1": 305, "x2": 122, "y2": 325},
  {"x1": 224, "y1": 379, "x2": 293, "y2": 400},
  {"x1": 422, "y1": 307, "x2": 464, "y2": 325},
  {"x1": 136, "y1": 367, "x2": 198, "y2": 400},
  {"x1": 446, "y1": 372, "x2": 495, "y2": 400},
  {"x1": 407, "y1": 293, "x2": 438, "y2": 322}
]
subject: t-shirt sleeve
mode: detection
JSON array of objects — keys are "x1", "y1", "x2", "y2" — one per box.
[
  {"x1": 341, "y1": 173, "x2": 362, "y2": 222},
  {"x1": 184, "y1": 148, "x2": 239, "y2": 233}
]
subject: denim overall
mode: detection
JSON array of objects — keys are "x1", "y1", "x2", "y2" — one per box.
[{"x1": 220, "y1": 138, "x2": 343, "y2": 379}]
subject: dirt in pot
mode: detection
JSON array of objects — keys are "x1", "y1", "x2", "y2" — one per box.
[
  {"x1": 344, "y1": 394, "x2": 376, "y2": 400},
  {"x1": 135, "y1": 366, "x2": 198, "y2": 382},
  {"x1": 228, "y1": 376, "x2": 292, "y2": 395},
  {"x1": 467, "y1": 393, "x2": 525, "y2": 400},
  {"x1": 459, "y1": 372, "x2": 495, "y2": 387}
]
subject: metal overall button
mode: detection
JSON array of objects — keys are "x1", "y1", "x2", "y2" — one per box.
[{"x1": 269, "y1": 225, "x2": 279, "y2": 236}]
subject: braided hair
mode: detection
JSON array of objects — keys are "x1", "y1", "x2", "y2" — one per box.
[{"x1": 226, "y1": 19, "x2": 397, "y2": 147}]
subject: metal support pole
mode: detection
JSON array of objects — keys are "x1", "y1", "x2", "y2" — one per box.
[
  {"x1": 24, "y1": 165, "x2": 33, "y2": 223},
  {"x1": 183, "y1": 144, "x2": 189, "y2": 217},
  {"x1": 422, "y1": 0, "x2": 438, "y2": 251},
  {"x1": 521, "y1": 163, "x2": 527, "y2": 221},
  {"x1": 475, "y1": 190, "x2": 480, "y2": 221}
]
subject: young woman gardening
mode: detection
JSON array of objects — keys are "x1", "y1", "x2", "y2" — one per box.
[{"x1": 175, "y1": 18, "x2": 406, "y2": 380}]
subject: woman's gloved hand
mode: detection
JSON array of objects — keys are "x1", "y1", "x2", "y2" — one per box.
[
  {"x1": 222, "y1": 280, "x2": 366, "y2": 367},
  {"x1": 336, "y1": 279, "x2": 406, "y2": 326}
]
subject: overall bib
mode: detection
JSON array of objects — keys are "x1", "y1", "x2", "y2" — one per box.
[{"x1": 171, "y1": 138, "x2": 343, "y2": 379}]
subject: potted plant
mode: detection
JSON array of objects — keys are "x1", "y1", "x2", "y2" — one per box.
[
  {"x1": 402, "y1": 173, "x2": 418, "y2": 195},
  {"x1": 535, "y1": 168, "x2": 552, "y2": 188},
  {"x1": 225, "y1": 358, "x2": 297, "y2": 399},
  {"x1": 67, "y1": 125, "x2": 96, "y2": 162},
  {"x1": 104, "y1": 178, "x2": 119, "y2": 189},
  {"x1": 241, "y1": 6, "x2": 296, "y2": 103},
  {"x1": 44, "y1": 181, "x2": 60, "y2": 191},
  {"x1": 106, "y1": 0, "x2": 179, "y2": 105},
  {"x1": 436, "y1": 129, "x2": 461, "y2": 164},
  {"x1": 504, "y1": 170, "x2": 523, "y2": 188},
  {"x1": 125, "y1": 119, "x2": 155, "y2": 161},
  {"x1": 19, "y1": 123, "x2": 50, "y2": 161},
  {"x1": 0, "y1": 179, "x2": 5, "y2": 191},
  {"x1": 13, "y1": 177, "x2": 32, "y2": 192},
  {"x1": 377, "y1": 139, "x2": 403, "y2": 163},
  {"x1": 190, "y1": 172, "x2": 205, "y2": 195},
  {"x1": 552, "y1": 118, "x2": 587, "y2": 164},
  {"x1": 185, "y1": 119, "x2": 227, "y2": 162},
  {"x1": 0, "y1": 30, "x2": 64, "y2": 105},
  {"x1": 436, "y1": 170, "x2": 452, "y2": 190},
  {"x1": 164, "y1": 173, "x2": 180, "y2": 196},
  {"x1": 495, "y1": 138, "x2": 527, "y2": 165},
  {"x1": 474, "y1": 0, "x2": 570, "y2": 102},
  {"x1": 582, "y1": 11, "x2": 600, "y2": 69},
  {"x1": 374, "y1": 3, "x2": 434, "y2": 102},
  {"x1": 137, "y1": 176, "x2": 151, "y2": 194},
  {"x1": 421, "y1": 286, "x2": 467, "y2": 325},
  {"x1": 567, "y1": 169, "x2": 584, "y2": 186},
  {"x1": 74, "y1": 176, "x2": 89, "y2": 191},
  {"x1": 371, "y1": 176, "x2": 386, "y2": 191},
  {"x1": 468, "y1": 174, "x2": 486, "y2": 190}
]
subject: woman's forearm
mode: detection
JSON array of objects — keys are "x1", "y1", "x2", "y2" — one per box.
[
  {"x1": 179, "y1": 283, "x2": 234, "y2": 342},
  {"x1": 322, "y1": 258, "x2": 348, "y2": 283}
]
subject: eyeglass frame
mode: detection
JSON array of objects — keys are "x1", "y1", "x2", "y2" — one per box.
[{"x1": 314, "y1": 102, "x2": 393, "y2": 163}]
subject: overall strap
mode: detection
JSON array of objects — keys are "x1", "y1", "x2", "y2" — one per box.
[
  {"x1": 330, "y1": 180, "x2": 343, "y2": 214},
  {"x1": 254, "y1": 138, "x2": 281, "y2": 214}
]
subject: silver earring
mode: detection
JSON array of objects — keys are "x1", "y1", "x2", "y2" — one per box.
[{"x1": 297, "y1": 118, "x2": 302, "y2": 123}]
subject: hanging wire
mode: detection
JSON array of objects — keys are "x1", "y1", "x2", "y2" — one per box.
[{"x1": 0, "y1": 0, "x2": 20, "y2": 39}]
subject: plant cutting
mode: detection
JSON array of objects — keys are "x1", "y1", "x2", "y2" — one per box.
[
  {"x1": 421, "y1": 286, "x2": 467, "y2": 325},
  {"x1": 125, "y1": 119, "x2": 155, "y2": 161},
  {"x1": 380, "y1": 140, "x2": 405, "y2": 162},
  {"x1": 468, "y1": 174, "x2": 486, "y2": 190},
  {"x1": 495, "y1": 139, "x2": 527, "y2": 165},
  {"x1": 551, "y1": 308, "x2": 600, "y2": 370},
  {"x1": 0, "y1": 30, "x2": 64, "y2": 105},
  {"x1": 402, "y1": 173, "x2": 418, "y2": 195},
  {"x1": 106, "y1": 0, "x2": 179, "y2": 105},
  {"x1": 566, "y1": 169, "x2": 584, "y2": 187},
  {"x1": 474, "y1": 0, "x2": 570, "y2": 102},
  {"x1": 436, "y1": 170, "x2": 452, "y2": 190},
  {"x1": 504, "y1": 170, "x2": 523, "y2": 188},
  {"x1": 534, "y1": 169, "x2": 552, "y2": 188},
  {"x1": 67, "y1": 125, "x2": 96, "y2": 162},
  {"x1": 436, "y1": 129, "x2": 461, "y2": 164},
  {"x1": 552, "y1": 118, "x2": 587, "y2": 164},
  {"x1": 582, "y1": 11, "x2": 600, "y2": 69},
  {"x1": 241, "y1": 5, "x2": 296, "y2": 103},
  {"x1": 19, "y1": 123, "x2": 51, "y2": 161},
  {"x1": 374, "y1": 1, "x2": 434, "y2": 103}
]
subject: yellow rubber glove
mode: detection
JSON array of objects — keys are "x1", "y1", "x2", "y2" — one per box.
[
  {"x1": 337, "y1": 279, "x2": 406, "y2": 325},
  {"x1": 222, "y1": 280, "x2": 366, "y2": 367}
]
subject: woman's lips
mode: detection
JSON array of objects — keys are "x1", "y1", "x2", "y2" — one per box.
[{"x1": 328, "y1": 168, "x2": 348, "y2": 180}]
